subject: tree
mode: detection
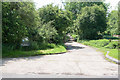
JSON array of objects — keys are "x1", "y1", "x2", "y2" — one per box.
[
  {"x1": 64, "y1": 2, "x2": 108, "y2": 20},
  {"x1": 38, "y1": 4, "x2": 72, "y2": 42},
  {"x1": 118, "y1": 2, "x2": 120, "y2": 34},
  {"x1": 106, "y1": 10, "x2": 119, "y2": 35},
  {"x1": 2, "y1": 2, "x2": 36, "y2": 47},
  {"x1": 74, "y1": 5, "x2": 107, "y2": 40}
]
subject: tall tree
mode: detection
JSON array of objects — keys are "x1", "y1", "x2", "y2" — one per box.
[
  {"x1": 74, "y1": 5, "x2": 107, "y2": 40},
  {"x1": 64, "y1": 2, "x2": 108, "y2": 20},
  {"x1": 2, "y1": 2, "x2": 36, "y2": 47}
]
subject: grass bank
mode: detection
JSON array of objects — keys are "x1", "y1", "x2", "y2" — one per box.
[
  {"x1": 3, "y1": 43, "x2": 67, "y2": 58},
  {"x1": 78, "y1": 39, "x2": 119, "y2": 60}
]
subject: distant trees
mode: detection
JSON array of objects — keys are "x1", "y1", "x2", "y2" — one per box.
[
  {"x1": 118, "y1": 2, "x2": 120, "y2": 34},
  {"x1": 106, "y1": 10, "x2": 119, "y2": 35},
  {"x1": 74, "y1": 5, "x2": 107, "y2": 39},
  {"x1": 64, "y1": 2, "x2": 108, "y2": 40},
  {"x1": 64, "y1": 2, "x2": 108, "y2": 20}
]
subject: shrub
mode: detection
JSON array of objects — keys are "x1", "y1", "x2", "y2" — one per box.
[
  {"x1": 29, "y1": 41, "x2": 39, "y2": 50},
  {"x1": 2, "y1": 44, "x2": 19, "y2": 51},
  {"x1": 38, "y1": 43, "x2": 56, "y2": 50},
  {"x1": 105, "y1": 41, "x2": 118, "y2": 49},
  {"x1": 83, "y1": 39, "x2": 109, "y2": 48}
]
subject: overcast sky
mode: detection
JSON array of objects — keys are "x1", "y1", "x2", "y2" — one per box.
[{"x1": 33, "y1": 0, "x2": 120, "y2": 12}]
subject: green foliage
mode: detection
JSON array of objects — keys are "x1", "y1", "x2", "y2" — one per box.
[
  {"x1": 2, "y1": 2, "x2": 112, "y2": 58},
  {"x1": 3, "y1": 43, "x2": 66, "y2": 58},
  {"x1": 74, "y1": 5, "x2": 107, "y2": 40},
  {"x1": 2, "y1": 2, "x2": 36, "y2": 47},
  {"x1": 71, "y1": 34, "x2": 78, "y2": 41},
  {"x1": 98, "y1": 48, "x2": 118, "y2": 60},
  {"x1": 79, "y1": 39, "x2": 119, "y2": 60},
  {"x1": 83, "y1": 39, "x2": 109, "y2": 48},
  {"x1": 38, "y1": 4, "x2": 72, "y2": 41},
  {"x1": 3, "y1": 44, "x2": 15, "y2": 53},
  {"x1": 108, "y1": 49, "x2": 118, "y2": 60},
  {"x1": 80, "y1": 39, "x2": 119, "y2": 49},
  {"x1": 37, "y1": 21, "x2": 57, "y2": 42},
  {"x1": 2, "y1": 2, "x2": 67, "y2": 58},
  {"x1": 105, "y1": 41, "x2": 119, "y2": 49},
  {"x1": 65, "y1": 2, "x2": 108, "y2": 20},
  {"x1": 118, "y1": 2, "x2": 120, "y2": 34},
  {"x1": 106, "y1": 10, "x2": 119, "y2": 35},
  {"x1": 38, "y1": 43, "x2": 55, "y2": 50},
  {"x1": 29, "y1": 41, "x2": 39, "y2": 50}
]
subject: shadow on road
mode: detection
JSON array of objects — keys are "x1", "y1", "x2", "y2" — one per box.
[{"x1": 66, "y1": 45, "x2": 85, "y2": 50}]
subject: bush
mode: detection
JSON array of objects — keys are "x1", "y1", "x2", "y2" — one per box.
[
  {"x1": 83, "y1": 39, "x2": 109, "y2": 48},
  {"x1": 105, "y1": 41, "x2": 118, "y2": 49},
  {"x1": 38, "y1": 43, "x2": 57, "y2": 50},
  {"x1": 28, "y1": 41, "x2": 55, "y2": 50},
  {"x1": 80, "y1": 39, "x2": 119, "y2": 49},
  {"x1": 29, "y1": 41, "x2": 39, "y2": 50},
  {"x1": 2, "y1": 44, "x2": 20, "y2": 51}
]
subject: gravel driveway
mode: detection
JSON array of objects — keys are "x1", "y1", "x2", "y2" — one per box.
[{"x1": 0, "y1": 41, "x2": 118, "y2": 78}]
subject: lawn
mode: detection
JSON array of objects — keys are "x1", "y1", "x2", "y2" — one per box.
[
  {"x1": 97, "y1": 48, "x2": 119, "y2": 60},
  {"x1": 2, "y1": 44, "x2": 67, "y2": 58}
]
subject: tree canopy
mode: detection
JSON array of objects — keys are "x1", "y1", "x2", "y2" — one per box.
[
  {"x1": 38, "y1": 4, "x2": 72, "y2": 42},
  {"x1": 74, "y1": 5, "x2": 107, "y2": 39},
  {"x1": 106, "y1": 10, "x2": 119, "y2": 35},
  {"x1": 2, "y1": 1, "x2": 114, "y2": 50},
  {"x1": 2, "y1": 2, "x2": 36, "y2": 46},
  {"x1": 64, "y1": 2, "x2": 108, "y2": 20}
]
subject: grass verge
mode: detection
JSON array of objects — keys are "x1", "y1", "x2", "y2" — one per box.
[
  {"x1": 97, "y1": 48, "x2": 118, "y2": 60},
  {"x1": 3, "y1": 44, "x2": 67, "y2": 58},
  {"x1": 78, "y1": 39, "x2": 119, "y2": 60}
]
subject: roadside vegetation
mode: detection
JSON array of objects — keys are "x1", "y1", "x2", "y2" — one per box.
[
  {"x1": 3, "y1": 43, "x2": 66, "y2": 58},
  {"x1": 78, "y1": 39, "x2": 119, "y2": 60},
  {"x1": 66, "y1": 2, "x2": 119, "y2": 61},
  {"x1": 2, "y1": 1, "x2": 119, "y2": 59},
  {"x1": 2, "y1": 3, "x2": 71, "y2": 58}
]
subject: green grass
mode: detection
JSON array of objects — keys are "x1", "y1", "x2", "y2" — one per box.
[
  {"x1": 3, "y1": 44, "x2": 67, "y2": 58},
  {"x1": 79, "y1": 39, "x2": 119, "y2": 60},
  {"x1": 108, "y1": 49, "x2": 118, "y2": 60},
  {"x1": 97, "y1": 48, "x2": 119, "y2": 60}
]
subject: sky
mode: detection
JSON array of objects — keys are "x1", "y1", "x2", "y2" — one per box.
[{"x1": 33, "y1": 0, "x2": 120, "y2": 11}]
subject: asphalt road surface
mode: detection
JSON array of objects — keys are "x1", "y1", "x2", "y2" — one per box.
[{"x1": 0, "y1": 41, "x2": 118, "y2": 78}]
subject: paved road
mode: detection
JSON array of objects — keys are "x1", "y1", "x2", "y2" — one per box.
[{"x1": 0, "y1": 41, "x2": 118, "y2": 78}]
